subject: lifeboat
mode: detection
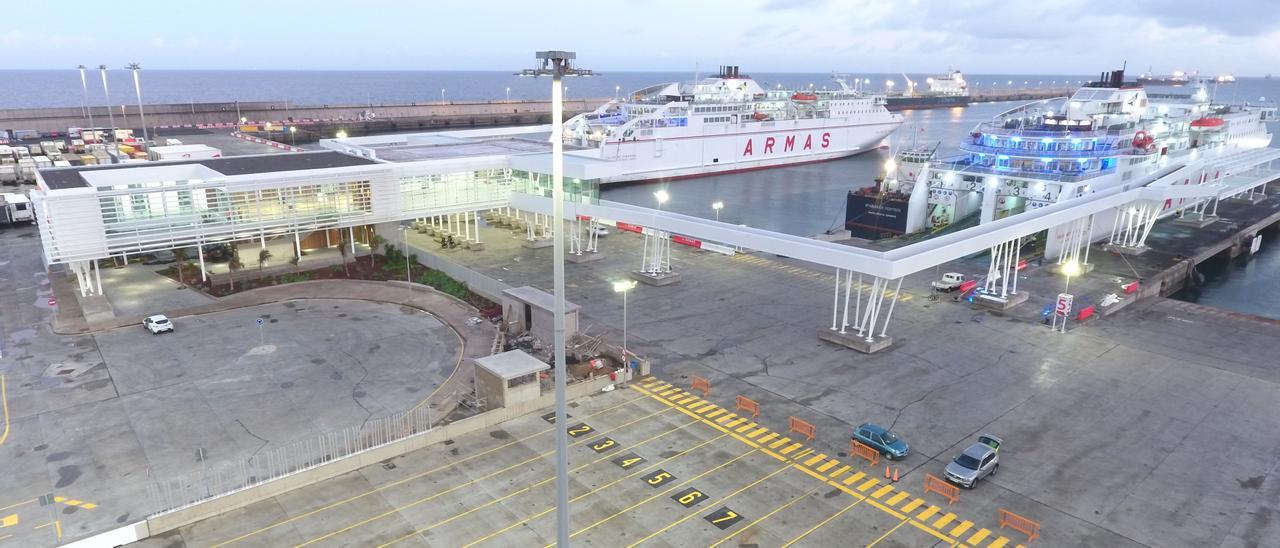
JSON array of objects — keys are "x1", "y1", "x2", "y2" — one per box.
[
  {"x1": 791, "y1": 92, "x2": 818, "y2": 103},
  {"x1": 1190, "y1": 117, "x2": 1226, "y2": 129},
  {"x1": 752, "y1": 112, "x2": 771, "y2": 121}
]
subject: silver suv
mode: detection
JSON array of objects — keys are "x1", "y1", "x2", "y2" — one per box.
[{"x1": 944, "y1": 434, "x2": 1002, "y2": 489}]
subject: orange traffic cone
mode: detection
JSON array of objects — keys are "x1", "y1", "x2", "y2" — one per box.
[
  {"x1": 884, "y1": 465, "x2": 891, "y2": 479},
  {"x1": 892, "y1": 467, "x2": 900, "y2": 483}
]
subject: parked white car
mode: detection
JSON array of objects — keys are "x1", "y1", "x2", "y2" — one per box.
[
  {"x1": 144, "y1": 314, "x2": 174, "y2": 334},
  {"x1": 589, "y1": 225, "x2": 610, "y2": 237}
]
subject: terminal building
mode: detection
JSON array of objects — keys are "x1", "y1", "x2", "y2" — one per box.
[{"x1": 31, "y1": 126, "x2": 620, "y2": 296}]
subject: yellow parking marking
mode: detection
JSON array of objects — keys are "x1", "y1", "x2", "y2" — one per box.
[
  {"x1": 829, "y1": 464, "x2": 852, "y2": 479},
  {"x1": 780, "y1": 494, "x2": 867, "y2": 547},
  {"x1": 815, "y1": 459, "x2": 838, "y2": 473},
  {"x1": 707, "y1": 485, "x2": 827, "y2": 548},
  {"x1": 675, "y1": 395, "x2": 698, "y2": 405},
  {"x1": 900, "y1": 498, "x2": 925, "y2": 513},
  {"x1": 934, "y1": 512, "x2": 957, "y2": 528},
  {"x1": 715, "y1": 413, "x2": 738, "y2": 424},
  {"x1": 780, "y1": 442, "x2": 803, "y2": 455},
  {"x1": 209, "y1": 393, "x2": 654, "y2": 547},
  {"x1": 842, "y1": 471, "x2": 867, "y2": 485},
  {"x1": 988, "y1": 537, "x2": 1009, "y2": 548},
  {"x1": 52, "y1": 496, "x2": 97, "y2": 510},
  {"x1": 704, "y1": 408, "x2": 726, "y2": 419},
  {"x1": 691, "y1": 402, "x2": 716, "y2": 413},
  {"x1": 803, "y1": 454, "x2": 827, "y2": 467},
  {"x1": 735, "y1": 422, "x2": 757, "y2": 433},
  {"x1": 857, "y1": 478, "x2": 880, "y2": 492},
  {"x1": 658, "y1": 388, "x2": 679, "y2": 397},
  {"x1": 885, "y1": 491, "x2": 910, "y2": 506},
  {"x1": 0, "y1": 514, "x2": 17, "y2": 528},
  {"x1": 791, "y1": 448, "x2": 814, "y2": 461},
  {"x1": 917, "y1": 505, "x2": 941, "y2": 520},
  {"x1": 745, "y1": 427, "x2": 768, "y2": 439},
  {"x1": 757, "y1": 432, "x2": 778, "y2": 444},
  {"x1": 966, "y1": 527, "x2": 991, "y2": 545},
  {"x1": 871, "y1": 484, "x2": 895, "y2": 499},
  {"x1": 347, "y1": 411, "x2": 704, "y2": 548},
  {"x1": 950, "y1": 520, "x2": 973, "y2": 536},
  {"x1": 0, "y1": 375, "x2": 10, "y2": 448},
  {"x1": 866, "y1": 519, "x2": 909, "y2": 547},
  {"x1": 768, "y1": 437, "x2": 791, "y2": 449},
  {"x1": 0, "y1": 500, "x2": 34, "y2": 513},
  {"x1": 723, "y1": 418, "x2": 746, "y2": 429}
]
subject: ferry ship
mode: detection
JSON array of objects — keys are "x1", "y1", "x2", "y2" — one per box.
[
  {"x1": 1136, "y1": 68, "x2": 1193, "y2": 86},
  {"x1": 884, "y1": 70, "x2": 971, "y2": 111},
  {"x1": 847, "y1": 68, "x2": 1274, "y2": 254},
  {"x1": 563, "y1": 66, "x2": 903, "y2": 183}
]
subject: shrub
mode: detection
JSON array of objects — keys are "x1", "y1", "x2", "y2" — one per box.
[{"x1": 417, "y1": 269, "x2": 470, "y2": 300}]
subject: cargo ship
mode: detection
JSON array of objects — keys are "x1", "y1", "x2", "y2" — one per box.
[
  {"x1": 1136, "y1": 68, "x2": 1193, "y2": 86},
  {"x1": 884, "y1": 71, "x2": 971, "y2": 111},
  {"x1": 562, "y1": 66, "x2": 903, "y2": 183},
  {"x1": 845, "y1": 144, "x2": 935, "y2": 239}
]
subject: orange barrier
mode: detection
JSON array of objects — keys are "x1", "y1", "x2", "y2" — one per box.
[
  {"x1": 998, "y1": 508, "x2": 1041, "y2": 542},
  {"x1": 849, "y1": 440, "x2": 880, "y2": 466},
  {"x1": 690, "y1": 376, "x2": 711, "y2": 398},
  {"x1": 735, "y1": 395, "x2": 760, "y2": 419},
  {"x1": 924, "y1": 473, "x2": 960, "y2": 504},
  {"x1": 788, "y1": 416, "x2": 815, "y2": 441}
]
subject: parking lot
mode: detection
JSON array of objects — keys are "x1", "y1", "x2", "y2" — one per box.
[{"x1": 138, "y1": 376, "x2": 1046, "y2": 547}]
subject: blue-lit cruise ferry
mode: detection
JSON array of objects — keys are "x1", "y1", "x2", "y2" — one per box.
[{"x1": 852, "y1": 68, "x2": 1273, "y2": 254}]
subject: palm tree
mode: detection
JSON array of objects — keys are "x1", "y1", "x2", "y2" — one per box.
[
  {"x1": 258, "y1": 248, "x2": 272, "y2": 279},
  {"x1": 173, "y1": 248, "x2": 189, "y2": 286},
  {"x1": 338, "y1": 237, "x2": 351, "y2": 277},
  {"x1": 228, "y1": 248, "x2": 243, "y2": 292}
]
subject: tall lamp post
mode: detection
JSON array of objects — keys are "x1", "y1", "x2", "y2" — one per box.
[
  {"x1": 397, "y1": 224, "x2": 413, "y2": 298},
  {"x1": 516, "y1": 50, "x2": 594, "y2": 548},
  {"x1": 612, "y1": 279, "x2": 637, "y2": 372},
  {"x1": 712, "y1": 201, "x2": 724, "y2": 222},
  {"x1": 126, "y1": 63, "x2": 149, "y2": 143},
  {"x1": 98, "y1": 65, "x2": 119, "y2": 160},
  {"x1": 505, "y1": 87, "x2": 511, "y2": 102},
  {"x1": 77, "y1": 65, "x2": 95, "y2": 138},
  {"x1": 289, "y1": 126, "x2": 297, "y2": 146}
]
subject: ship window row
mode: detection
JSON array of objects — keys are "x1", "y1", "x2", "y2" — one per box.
[
  {"x1": 979, "y1": 135, "x2": 1117, "y2": 152},
  {"x1": 969, "y1": 153, "x2": 1115, "y2": 173},
  {"x1": 703, "y1": 116, "x2": 733, "y2": 123},
  {"x1": 694, "y1": 105, "x2": 740, "y2": 113}
]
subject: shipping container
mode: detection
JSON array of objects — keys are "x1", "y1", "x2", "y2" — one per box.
[
  {"x1": 80, "y1": 154, "x2": 98, "y2": 165},
  {"x1": 0, "y1": 165, "x2": 16, "y2": 183},
  {"x1": 13, "y1": 130, "x2": 40, "y2": 140}
]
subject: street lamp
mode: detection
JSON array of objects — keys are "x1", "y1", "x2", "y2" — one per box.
[
  {"x1": 98, "y1": 65, "x2": 119, "y2": 159},
  {"x1": 76, "y1": 65, "x2": 95, "y2": 138},
  {"x1": 335, "y1": 129, "x2": 348, "y2": 139},
  {"x1": 654, "y1": 189, "x2": 669, "y2": 211},
  {"x1": 240, "y1": 116, "x2": 248, "y2": 125},
  {"x1": 397, "y1": 224, "x2": 413, "y2": 298},
  {"x1": 612, "y1": 279, "x2": 637, "y2": 375},
  {"x1": 441, "y1": 88, "x2": 446, "y2": 103},
  {"x1": 289, "y1": 126, "x2": 296, "y2": 146},
  {"x1": 515, "y1": 50, "x2": 595, "y2": 548},
  {"x1": 506, "y1": 87, "x2": 511, "y2": 102},
  {"x1": 264, "y1": 122, "x2": 273, "y2": 142},
  {"x1": 1061, "y1": 259, "x2": 1081, "y2": 291},
  {"x1": 126, "y1": 63, "x2": 149, "y2": 143},
  {"x1": 712, "y1": 201, "x2": 724, "y2": 222},
  {"x1": 615, "y1": 85, "x2": 620, "y2": 100}
]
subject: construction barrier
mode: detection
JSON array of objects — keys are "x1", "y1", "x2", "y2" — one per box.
[
  {"x1": 690, "y1": 376, "x2": 711, "y2": 398},
  {"x1": 615, "y1": 221, "x2": 644, "y2": 234},
  {"x1": 998, "y1": 508, "x2": 1041, "y2": 542},
  {"x1": 788, "y1": 416, "x2": 815, "y2": 441},
  {"x1": 924, "y1": 473, "x2": 960, "y2": 504},
  {"x1": 849, "y1": 439, "x2": 880, "y2": 467},
  {"x1": 1076, "y1": 305, "x2": 1096, "y2": 321},
  {"x1": 734, "y1": 395, "x2": 760, "y2": 419},
  {"x1": 1122, "y1": 280, "x2": 1140, "y2": 294}
]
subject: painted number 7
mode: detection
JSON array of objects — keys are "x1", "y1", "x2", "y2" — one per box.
[{"x1": 711, "y1": 510, "x2": 738, "y2": 524}]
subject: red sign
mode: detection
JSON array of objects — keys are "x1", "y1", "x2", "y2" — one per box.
[
  {"x1": 671, "y1": 235, "x2": 701, "y2": 248},
  {"x1": 48, "y1": 297, "x2": 57, "y2": 307},
  {"x1": 615, "y1": 222, "x2": 644, "y2": 234}
]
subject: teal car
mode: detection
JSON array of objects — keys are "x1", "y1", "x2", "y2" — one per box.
[{"x1": 852, "y1": 423, "x2": 909, "y2": 460}]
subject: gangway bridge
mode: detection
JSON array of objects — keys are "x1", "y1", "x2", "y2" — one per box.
[{"x1": 512, "y1": 146, "x2": 1280, "y2": 352}]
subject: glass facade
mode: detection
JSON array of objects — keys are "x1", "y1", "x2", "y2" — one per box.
[{"x1": 512, "y1": 170, "x2": 600, "y2": 204}]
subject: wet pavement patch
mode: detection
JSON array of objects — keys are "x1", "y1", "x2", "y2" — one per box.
[
  {"x1": 55, "y1": 465, "x2": 81, "y2": 488},
  {"x1": 46, "y1": 451, "x2": 71, "y2": 462},
  {"x1": 280, "y1": 382, "x2": 294, "y2": 389},
  {"x1": 489, "y1": 430, "x2": 511, "y2": 440}
]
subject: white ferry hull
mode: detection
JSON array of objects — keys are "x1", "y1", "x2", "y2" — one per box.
[{"x1": 579, "y1": 121, "x2": 901, "y2": 184}]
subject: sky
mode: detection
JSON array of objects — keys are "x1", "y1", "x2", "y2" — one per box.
[{"x1": 4, "y1": 0, "x2": 1279, "y2": 75}]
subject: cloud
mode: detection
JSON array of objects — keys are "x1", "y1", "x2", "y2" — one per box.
[{"x1": 760, "y1": 0, "x2": 826, "y2": 11}]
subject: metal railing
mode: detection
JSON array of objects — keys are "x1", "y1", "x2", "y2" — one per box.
[{"x1": 146, "y1": 393, "x2": 455, "y2": 516}]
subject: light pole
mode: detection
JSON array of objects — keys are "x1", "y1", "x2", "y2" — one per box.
[
  {"x1": 98, "y1": 65, "x2": 119, "y2": 159},
  {"x1": 235, "y1": 100, "x2": 241, "y2": 124},
  {"x1": 505, "y1": 87, "x2": 511, "y2": 102},
  {"x1": 264, "y1": 122, "x2": 273, "y2": 142},
  {"x1": 335, "y1": 129, "x2": 348, "y2": 139},
  {"x1": 289, "y1": 126, "x2": 296, "y2": 146},
  {"x1": 1062, "y1": 259, "x2": 1080, "y2": 292},
  {"x1": 614, "y1": 85, "x2": 620, "y2": 100},
  {"x1": 516, "y1": 50, "x2": 595, "y2": 548},
  {"x1": 127, "y1": 63, "x2": 149, "y2": 143},
  {"x1": 654, "y1": 189, "x2": 669, "y2": 211},
  {"x1": 77, "y1": 65, "x2": 95, "y2": 138},
  {"x1": 612, "y1": 279, "x2": 637, "y2": 373},
  {"x1": 441, "y1": 88, "x2": 446, "y2": 103},
  {"x1": 712, "y1": 201, "x2": 724, "y2": 222}
]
